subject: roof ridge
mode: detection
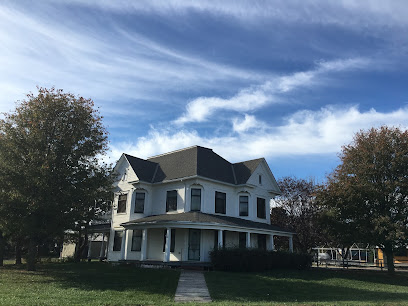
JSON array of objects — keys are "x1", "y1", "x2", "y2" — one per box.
[
  {"x1": 147, "y1": 145, "x2": 212, "y2": 159},
  {"x1": 231, "y1": 164, "x2": 237, "y2": 185},
  {"x1": 233, "y1": 157, "x2": 264, "y2": 165},
  {"x1": 151, "y1": 164, "x2": 159, "y2": 183}
]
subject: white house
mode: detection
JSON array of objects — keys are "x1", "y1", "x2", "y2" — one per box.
[{"x1": 107, "y1": 145, "x2": 294, "y2": 265}]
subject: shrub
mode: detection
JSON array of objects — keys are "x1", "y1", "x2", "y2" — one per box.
[{"x1": 210, "y1": 248, "x2": 312, "y2": 272}]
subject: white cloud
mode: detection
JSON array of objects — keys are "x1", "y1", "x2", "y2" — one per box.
[
  {"x1": 232, "y1": 114, "x2": 259, "y2": 133},
  {"x1": 109, "y1": 105, "x2": 408, "y2": 163},
  {"x1": 175, "y1": 57, "x2": 371, "y2": 125}
]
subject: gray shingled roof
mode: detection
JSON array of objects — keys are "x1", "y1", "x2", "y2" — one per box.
[
  {"x1": 121, "y1": 212, "x2": 293, "y2": 233},
  {"x1": 233, "y1": 158, "x2": 264, "y2": 184},
  {"x1": 125, "y1": 154, "x2": 158, "y2": 182},
  {"x1": 125, "y1": 146, "x2": 263, "y2": 185}
]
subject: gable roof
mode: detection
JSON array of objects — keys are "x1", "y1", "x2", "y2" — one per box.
[
  {"x1": 233, "y1": 158, "x2": 264, "y2": 184},
  {"x1": 123, "y1": 146, "x2": 269, "y2": 185},
  {"x1": 124, "y1": 154, "x2": 158, "y2": 182}
]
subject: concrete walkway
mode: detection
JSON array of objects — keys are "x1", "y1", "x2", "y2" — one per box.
[{"x1": 175, "y1": 270, "x2": 212, "y2": 303}]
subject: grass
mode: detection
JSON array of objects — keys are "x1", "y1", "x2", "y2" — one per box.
[
  {"x1": 205, "y1": 268, "x2": 408, "y2": 305},
  {"x1": 0, "y1": 261, "x2": 180, "y2": 305},
  {"x1": 2, "y1": 261, "x2": 408, "y2": 305}
]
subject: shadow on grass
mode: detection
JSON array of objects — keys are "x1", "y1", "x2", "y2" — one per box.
[
  {"x1": 1, "y1": 261, "x2": 179, "y2": 296},
  {"x1": 264, "y1": 268, "x2": 408, "y2": 287},
  {"x1": 205, "y1": 269, "x2": 408, "y2": 304}
]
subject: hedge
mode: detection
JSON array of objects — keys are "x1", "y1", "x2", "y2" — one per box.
[{"x1": 209, "y1": 248, "x2": 312, "y2": 271}]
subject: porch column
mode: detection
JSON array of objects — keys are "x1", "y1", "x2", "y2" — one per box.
[
  {"x1": 268, "y1": 234, "x2": 275, "y2": 251},
  {"x1": 289, "y1": 236, "x2": 293, "y2": 253},
  {"x1": 218, "y1": 230, "x2": 223, "y2": 248},
  {"x1": 140, "y1": 229, "x2": 147, "y2": 261},
  {"x1": 121, "y1": 229, "x2": 128, "y2": 260},
  {"x1": 99, "y1": 233, "x2": 105, "y2": 260},
  {"x1": 87, "y1": 235, "x2": 92, "y2": 259},
  {"x1": 164, "y1": 228, "x2": 171, "y2": 262},
  {"x1": 246, "y1": 232, "x2": 251, "y2": 248}
]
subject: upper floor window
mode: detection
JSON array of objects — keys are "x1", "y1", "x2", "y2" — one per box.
[
  {"x1": 258, "y1": 174, "x2": 262, "y2": 185},
  {"x1": 131, "y1": 229, "x2": 142, "y2": 251},
  {"x1": 215, "y1": 191, "x2": 226, "y2": 214},
  {"x1": 191, "y1": 188, "x2": 201, "y2": 211},
  {"x1": 239, "y1": 195, "x2": 249, "y2": 216},
  {"x1": 257, "y1": 197, "x2": 266, "y2": 219},
  {"x1": 113, "y1": 231, "x2": 123, "y2": 251},
  {"x1": 117, "y1": 194, "x2": 127, "y2": 213},
  {"x1": 134, "y1": 192, "x2": 145, "y2": 213},
  {"x1": 166, "y1": 190, "x2": 177, "y2": 212}
]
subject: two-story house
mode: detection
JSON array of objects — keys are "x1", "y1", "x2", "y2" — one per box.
[{"x1": 107, "y1": 145, "x2": 294, "y2": 264}]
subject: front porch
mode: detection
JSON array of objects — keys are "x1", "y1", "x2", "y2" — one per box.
[{"x1": 108, "y1": 212, "x2": 294, "y2": 263}]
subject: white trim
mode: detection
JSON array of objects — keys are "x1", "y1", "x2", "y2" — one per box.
[{"x1": 122, "y1": 221, "x2": 294, "y2": 237}]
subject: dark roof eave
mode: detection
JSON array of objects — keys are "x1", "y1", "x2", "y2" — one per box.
[{"x1": 119, "y1": 212, "x2": 294, "y2": 234}]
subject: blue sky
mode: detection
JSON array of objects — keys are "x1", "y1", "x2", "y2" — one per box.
[{"x1": 1, "y1": 1, "x2": 408, "y2": 182}]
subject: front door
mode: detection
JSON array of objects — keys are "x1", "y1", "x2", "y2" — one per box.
[{"x1": 188, "y1": 229, "x2": 200, "y2": 261}]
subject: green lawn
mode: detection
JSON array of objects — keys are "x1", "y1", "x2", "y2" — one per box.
[
  {"x1": 0, "y1": 261, "x2": 179, "y2": 305},
  {"x1": 205, "y1": 268, "x2": 408, "y2": 305},
  {"x1": 2, "y1": 262, "x2": 408, "y2": 305}
]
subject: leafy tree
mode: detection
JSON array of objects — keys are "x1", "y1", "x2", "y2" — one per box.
[
  {"x1": 0, "y1": 87, "x2": 110, "y2": 270},
  {"x1": 271, "y1": 177, "x2": 324, "y2": 253},
  {"x1": 317, "y1": 126, "x2": 408, "y2": 273}
]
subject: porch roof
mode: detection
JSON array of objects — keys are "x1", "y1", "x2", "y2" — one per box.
[
  {"x1": 88, "y1": 222, "x2": 111, "y2": 233},
  {"x1": 120, "y1": 212, "x2": 294, "y2": 234}
]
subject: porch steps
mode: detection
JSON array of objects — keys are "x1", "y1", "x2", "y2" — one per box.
[{"x1": 175, "y1": 270, "x2": 212, "y2": 303}]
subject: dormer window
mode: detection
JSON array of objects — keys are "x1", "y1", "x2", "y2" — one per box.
[
  {"x1": 117, "y1": 194, "x2": 127, "y2": 213},
  {"x1": 258, "y1": 174, "x2": 262, "y2": 185}
]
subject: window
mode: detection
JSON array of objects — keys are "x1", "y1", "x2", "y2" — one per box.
[
  {"x1": 117, "y1": 194, "x2": 127, "y2": 213},
  {"x1": 191, "y1": 188, "x2": 201, "y2": 211},
  {"x1": 166, "y1": 190, "x2": 177, "y2": 212},
  {"x1": 163, "y1": 229, "x2": 176, "y2": 252},
  {"x1": 134, "y1": 192, "x2": 145, "y2": 213},
  {"x1": 258, "y1": 174, "x2": 262, "y2": 185},
  {"x1": 239, "y1": 232, "x2": 246, "y2": 249},
  {"x1": 239, "y1": 195, "x2": 249, "y2": 216},
  {"x1": 215, "y1": 191, "x2": 226, "y2": 214},
  {"x1": 258, "y1": 234, "x2": 266, "y2": 250},
  {"x1": 130, "y1": 229, "x2": 142, "y2": 251},
  {"x1": 113, "y1": 231, "x2": 123, "y2": 251},
  {"x1": 257, "y1": 197, "x2": 266, "y2": 219}
]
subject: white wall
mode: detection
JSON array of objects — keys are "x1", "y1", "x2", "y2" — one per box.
[{"x1": 109, "y1": 157, "x2": 281, "y2": 262}]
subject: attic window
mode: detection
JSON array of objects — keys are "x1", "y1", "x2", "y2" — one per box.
[
  {"x1": 258, "y1": 174, "x2": 262, "y2": 185},
  {"x1": 122, "y1": 170, "x2": 128, "y2": 181}
]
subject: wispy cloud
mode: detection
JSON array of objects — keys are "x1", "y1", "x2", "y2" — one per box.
[
  {"x1": 0, "y1": 2, "x2": 266, "y2": 113},
  {"x1": 175, "y1": 57, "x2": 370, "y2": 125},
  {"x1": 65, "y1": 0, "x2": 408, "y2": 28},
  {"x1": 109, "y1": 105, "x2": 408, "y2": 163}
]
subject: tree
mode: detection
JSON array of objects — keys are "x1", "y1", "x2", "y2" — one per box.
[
  {"x1": 0, "y1": 87, "x2": 110, "y2": 270},
  {"x1": 271, "y1": 177, "x2": 324, "y2": 253},
  {"x1": 317, "y1": 126, "x2": 408, "y2": 273}
]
